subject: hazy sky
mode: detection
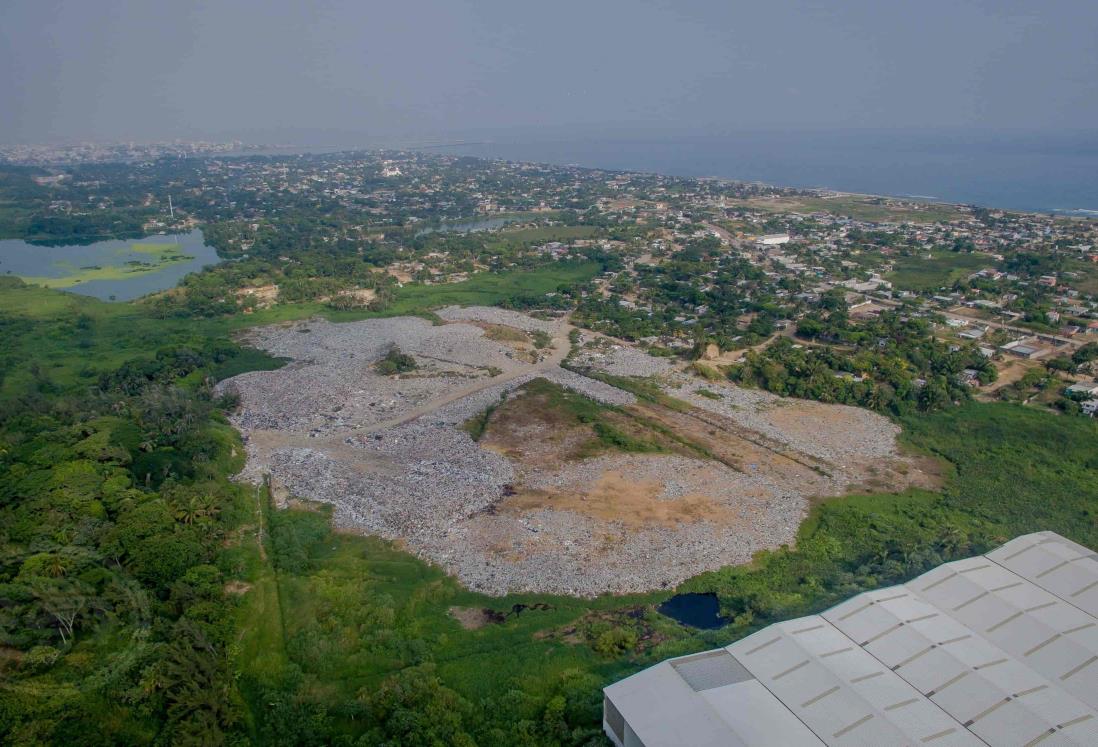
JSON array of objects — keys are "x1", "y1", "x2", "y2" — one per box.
[{"x1": 3, "y1": 0, "x2": 1096, "y2": 144}]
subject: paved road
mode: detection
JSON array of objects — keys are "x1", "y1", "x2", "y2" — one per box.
[{"x1": 703, "y1": 222, "x2": 736, "y2": 245}]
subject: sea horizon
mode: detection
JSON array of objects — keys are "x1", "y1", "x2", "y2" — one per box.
[{"x1": 420, "y1": 130, "x2": 1098, "y2": 216}]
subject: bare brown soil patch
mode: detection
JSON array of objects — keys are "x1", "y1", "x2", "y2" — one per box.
[
  {"x1": 477, "y1": 389, "x2": 597, "y2": 465},
  {"x1": 336, "y1": 287, "x2": 377, "y2": 303},
  {"x1": 475, "y1": 381, "x2": 936, "y2": 530},
  {"x1": 448, "y1": 606, "x2": 497, "y2": 630},
  {"x1": 630, "y1": 397, "x2": 933, "y2": 509},
  {"x1": 626, "y1": 400, "x2": 822, "y2": 479},
  {"x1": 286, "y1": 497, "x2": 329, "y2": 513},
  {"x1": 236, "y1": 284, "x2": 279, "y2": 308},
  {"x1": 502, "y1": 468, "x2": 736, "y2": 528},
  {"x1": 449, "y1": 603, "x2": 553, "y2": 629},
  {"x1": 477, "y1": 386, "x2": 750, "y2": 526},
  {"x1": 539, "y1": 607, "x2": 669, "y2": 655},
  {"x1": 664, "y1": 394, "x2": 936, "y2": 497},
  {"x1": 476, "y1": 387, "x2": 758, "y2": 527},
  {"x1": 836, "y1": 450, "x2": 945, "y2": 499},
  {"x1": 224, "y1": 581, "x2": 253, "y2": 595},
  {"x1": 468, "y1": 322, "x2": 538, "y2": 362},
  {"x1": 0, "y1": 646, "x2": 25, "y2": 668},
  {"x1": 479, "y1": 323, "x2": 529, "y2": 344},
  {"x1": 977, "y1": 358, "x2": 1042, "y2": 399},
  {"x1": 383, "y1": 264, "x2": 415, "y2": 283}
]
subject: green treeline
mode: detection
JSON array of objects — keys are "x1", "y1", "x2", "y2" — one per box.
[
  {"x1": 727, "y1": 298, "x2": 994, "y2": 414},
  {"x1": 0, "y1": 339, "x2": 277, "y2": 742}
]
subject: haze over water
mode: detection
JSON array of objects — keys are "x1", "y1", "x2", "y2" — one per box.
[
  {"x1": 433, "y1": 130, "x2": 1098, "y2": 215},
  {"x1": 6, "y1": 2, "x2": 1098, "y2": 217}
]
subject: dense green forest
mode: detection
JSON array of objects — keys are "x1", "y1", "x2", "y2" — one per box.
[{"x1": 2, "y1": 276, "x2": 1098, "y2": 744}]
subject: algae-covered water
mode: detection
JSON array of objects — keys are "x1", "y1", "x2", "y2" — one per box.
[{"x1": 0, "y1": 230, "x2": 221, "y2": 301}]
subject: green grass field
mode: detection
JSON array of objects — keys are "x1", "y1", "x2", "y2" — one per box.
[
  {"x1": 729, "y1": 195, "x2": 963, "y2": 224},
  {"x1": 381, "y1": 260, "x2": 600, "y2": 314},
  {"x1": 489, "y1": 225, "x2": 601, "y2": 245},
  {"x1": 1062, "y1": 258, "x2": 1098, "y2": 296},
  {"x1": 886, "y1": 250, "x2": 990, "y2": 291},
  {"x1": 233, "y1": 496, "x2": 694, "y2": 741}
]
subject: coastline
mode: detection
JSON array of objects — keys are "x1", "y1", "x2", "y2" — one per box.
[{"x1": 422, "y1": 133, "x2": 1098, "y2": 217}]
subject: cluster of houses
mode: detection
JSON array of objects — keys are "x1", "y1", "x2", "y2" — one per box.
[{"x1": 1065, "y1": 380, "x2": 1098, "y2": 416}]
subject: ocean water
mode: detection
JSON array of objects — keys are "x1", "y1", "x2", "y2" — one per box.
[{"x1": 431, "y1": 131, "x2": 1098, "y2": 215}]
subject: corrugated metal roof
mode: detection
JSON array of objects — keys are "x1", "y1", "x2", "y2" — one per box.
[
  {"x1": 914, "y1": 553, "x2": 1098, "y2": 710},
  {"x1": 670, "y1": 649, "x2": 754, "y2": 691},
  {"x1": 604, "y1": 532, "x2": 1098, "y2": 747},
  {"x1": 728, "y1": 617, "x2": 979, "y2": 746},
  {"x1": 605, "y1": 658, "x2": 747, "y2": 747},
  {"x1": 988, "y1": 532, "x2": 1098, "y2": 618}
]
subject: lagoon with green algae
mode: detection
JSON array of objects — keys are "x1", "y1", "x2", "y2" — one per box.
[{"x1": 0, "y1": 229, "x2": 221, "y2": 301}]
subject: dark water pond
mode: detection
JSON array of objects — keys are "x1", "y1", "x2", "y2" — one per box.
[
  {"x1": 0, "y1": 229, "x2": 220, "y2": 301},
  {"x1": 657, "y1": 592, "x2": 729, "y2": 629}
]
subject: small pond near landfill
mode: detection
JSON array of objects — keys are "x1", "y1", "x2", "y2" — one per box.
[
  {"x1": 657, "y1": 592, "x2": 729, "y2": 629},
  {"x1": 0, "y1": 229, "x2": 221, "y2": 301},
  {"x1": 414, "y1": 215, "x2": 527, "y2": 236}
]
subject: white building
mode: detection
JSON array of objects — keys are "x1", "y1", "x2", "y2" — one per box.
[
  {"x1": 839, "y1": 273, "x2": 893, "y2": 293},
  {"x1": 756, "y1": 233, "x2": 791, "y2": 246},
  {"x1": 1066, "y1": 382, "x2": 1098, "y2": 398},
  {"x1": 604, "y1": 531, "x2": 1098, "y2": 747}
]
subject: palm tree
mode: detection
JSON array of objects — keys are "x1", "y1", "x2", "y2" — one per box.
[
  {"x1": 174, "y1": 495, "x2": 220, "y2": 525},
  {"x1": 937, "y1": 524, "x2": 967, "y2": 557},
  {"x1": 159, "y1": 621, "x2": 240, "y2": 741},
  {"x1": 197, "y1": 495, "x2": 220, "y2": 522},
  {"x1": 174, "y1": 497, "x2": 204, "y2": 525},
  {"x1": 44, "y1": 554, "x2": 68, "y2": 578}
]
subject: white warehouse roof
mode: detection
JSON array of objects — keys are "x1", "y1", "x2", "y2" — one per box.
[{"x1": 603, "y1": 531, "x2": 1098, "y2": 747}]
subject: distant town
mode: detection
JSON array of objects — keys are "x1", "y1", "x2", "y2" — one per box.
[
  {"x1": 0, "y1": 139, "x2": 258, "y2": 166},
  {"x1": 8, "y1": 144, "x2": 1096, "y2": 414}
]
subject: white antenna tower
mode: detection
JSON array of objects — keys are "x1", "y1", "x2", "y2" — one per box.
[{"x1": 168, "y1": 194, "x2": 175, "y2": 221}]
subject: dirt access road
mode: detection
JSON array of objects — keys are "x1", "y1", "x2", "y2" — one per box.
[
  {"x1": 358, "y1": 317, "x2": 575, "y2": 433},
  {"x1": 245, "y1": 315, "x2": 578, "y2": 465},
  {"x1": 226, "y1": 311, "x2": 928, "y2": 595}
]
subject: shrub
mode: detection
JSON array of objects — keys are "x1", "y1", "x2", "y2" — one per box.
[
  {"x1": 23, "y1": 645, "x2": 62, "y2": 672},
  {"x1": 374, "y1": 345, "x2": 417, "y2": 375}
]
